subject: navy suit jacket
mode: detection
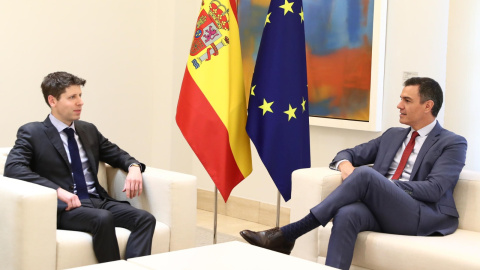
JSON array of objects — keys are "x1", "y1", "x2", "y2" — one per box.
[
  {"x1": 330, "y1": 122, "x2": 467, "y2": 235},
  {"x1": 4, "y1": 116, "x2": 145, "y2": 213}
]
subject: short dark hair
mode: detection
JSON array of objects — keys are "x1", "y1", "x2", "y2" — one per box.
[
  {"x1": 404, "y1": 77, "x2": 443, "y2": 117},
  {"x1": 41, "y1": 71, "x2": 86, "y2": 107}
]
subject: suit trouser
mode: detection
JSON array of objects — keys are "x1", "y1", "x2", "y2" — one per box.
[
  {"x1": 310, "y1": 166, "x2": 421, "y2": 270},
  {"x1": 57, "y1": 197, "x2": 156, "y2": 263}
]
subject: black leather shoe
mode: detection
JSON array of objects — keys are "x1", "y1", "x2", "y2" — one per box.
[{"x1": 239, "y1": 227, "x2": 295, "y2": 255}]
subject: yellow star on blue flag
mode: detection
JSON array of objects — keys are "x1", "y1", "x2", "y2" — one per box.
[{"x1": 246, "y1": 0, "x2": 311, "y2": 201}]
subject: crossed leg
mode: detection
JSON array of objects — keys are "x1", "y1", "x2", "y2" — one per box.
[{"x1": 311, "y1": 166, "x2": 420, "y2": 269}]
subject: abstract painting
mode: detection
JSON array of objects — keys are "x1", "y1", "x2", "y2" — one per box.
[{"x1": 239, "y1": 0, "x2": 387, "y2": 131}]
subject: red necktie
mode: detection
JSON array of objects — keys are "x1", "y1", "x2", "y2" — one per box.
[{"x1": 392, "y1": 131, "x2": 419, "y2": 180}]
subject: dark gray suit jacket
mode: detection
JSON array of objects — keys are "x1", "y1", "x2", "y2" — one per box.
[
  {"x1": 4, "y1": 116, "x2": 145, "y2": 213},
  {"x1": 330, "y1": 122, "x2": 467, "y2": 235}
]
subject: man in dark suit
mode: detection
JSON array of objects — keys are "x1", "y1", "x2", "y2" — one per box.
[
  {"x1": 4, "y1": 71, "x2": 156, "y2": 263},
  {"x1": 240, "y1": 77, "x2": 467, "y2": 270}
]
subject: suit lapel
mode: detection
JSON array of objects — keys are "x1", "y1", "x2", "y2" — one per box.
[
  {"x1": 377, "y1": 128, "x2": 410, "y2": 176},
  {"x1": 75, "y1": 121, "x2": 98, "y2": 175},
  {"x1": 43, "y1": 117, "x2": 71, "y2": 169},
  {"x1": 410, "y1": 122, "x2": 442, "y2": 181}
]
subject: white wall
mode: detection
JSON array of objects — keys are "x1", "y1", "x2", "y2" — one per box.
[
  {"x1": 445, "y1": 0, "x2": 480, "y2": 171},
  {"x1": 1, "y1": 0, "x2": 478, "y2": 211}
]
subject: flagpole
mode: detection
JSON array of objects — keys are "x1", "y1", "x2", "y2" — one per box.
[
  {"x1": 213, "y1": 186, "x2": 218, "y2": 244},
  {"x1": 276, "y1": 191, "x2": 281, "y2": 227}
]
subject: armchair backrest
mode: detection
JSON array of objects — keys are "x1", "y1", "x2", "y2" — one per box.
[
  {"x1": 454, "y1": 170, "x2": 480, "y2": 232},
  {"x1": 97, "y1": 161, "x2": 108, "y2": 192},
  {"x1": 0, "y1": 147, "x2": 10, "y2": 175}
]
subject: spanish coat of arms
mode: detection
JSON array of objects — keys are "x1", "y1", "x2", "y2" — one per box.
[{"x1": 190, "y1": 0, "x2": 231, "y2": 69}]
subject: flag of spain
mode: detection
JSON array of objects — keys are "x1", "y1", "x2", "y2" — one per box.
[{"x1": 176, "y1": 0, "x2": 252, "y2": 202}]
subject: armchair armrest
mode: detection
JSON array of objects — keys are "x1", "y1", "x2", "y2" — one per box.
[
  {"x1": 290, "y1": 167, "x2": 342, "y2": 262},
  {"x1": 0, "y1": 176, "x2": 57, "y2": 270},
  {"x1": 105, "y1": 166, "x2": 197, "y2": 251}
]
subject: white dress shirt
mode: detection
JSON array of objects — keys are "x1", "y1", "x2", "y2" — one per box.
[
  {"x1": 49, "y1": 114, "x2": 98, "y2": 195},
  {"x1": 385, "y1": 120, "x2": 437, "y2": 181}
]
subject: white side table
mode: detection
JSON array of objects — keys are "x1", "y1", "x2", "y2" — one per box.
[
  {"x1": 128, "y1": 241, "x2": 338, "y2": 269},
  {"x1": 66, "y1": 260, "x2": 148, "y2": 270}
]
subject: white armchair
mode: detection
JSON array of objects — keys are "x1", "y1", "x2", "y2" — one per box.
[
  {"x1": 290, "y1": 167, "x2": 480, "y2": 270},
  {"x1": 0, "y1": 148, "x2": 197, "y2": 270}
]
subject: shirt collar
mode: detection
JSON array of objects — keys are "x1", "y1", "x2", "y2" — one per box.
[
  {"x1": 49, "y1": 114, "x2": 76, "y2": 133},
  {"x1": 412, "y1": 119, "x2": 437, "y2": 138}
]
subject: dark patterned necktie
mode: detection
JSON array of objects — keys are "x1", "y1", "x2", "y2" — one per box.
[{"x1": 64, "y1": 128, "x2": 89, "y2": 199}]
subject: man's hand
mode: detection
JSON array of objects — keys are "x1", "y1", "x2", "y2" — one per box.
[
  {"x1": 338, "y1": 161, "x2": 355, "y2": 181},
  {"x1": 123, "y1": 165, "x2": 143, "y2": 199},
  {"x1": 57, "y1": 187, "x2": 81, "y2": 211}
]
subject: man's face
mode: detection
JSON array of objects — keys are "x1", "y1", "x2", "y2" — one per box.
[
  {"x1": 397, "y1": 85, "x2": 432, "y2": 130},
  {"x1": 49, "y1": 85, "x2": 83, "y2": 126}
]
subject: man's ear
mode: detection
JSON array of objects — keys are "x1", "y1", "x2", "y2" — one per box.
[
  {"x1": 48, "y1": 95, "x2": 57, "y2": 107},
  {"x1": 424, "y1": 100, "x2": 434, "y2": 113}
]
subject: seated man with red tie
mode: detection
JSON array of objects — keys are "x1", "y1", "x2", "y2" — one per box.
[
  {"x1": 4, "y1": 71, "x2": 156, "y2": 263},
  {"x1": 240, "y1": 77, "x2": 468, "y2": 270}
]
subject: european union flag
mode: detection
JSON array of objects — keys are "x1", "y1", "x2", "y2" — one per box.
[{"x1": 246, "y1": 0, "x2": 311, "y2": 201}]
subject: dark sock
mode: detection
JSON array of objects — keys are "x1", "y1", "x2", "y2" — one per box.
[{"x1": 280, "y1": 212, "x2": 321, "y2": 243}]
